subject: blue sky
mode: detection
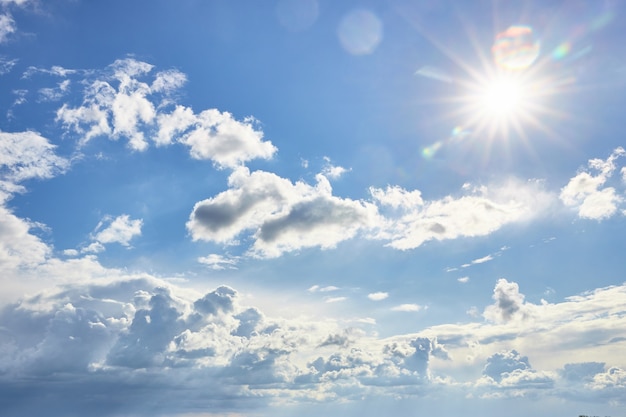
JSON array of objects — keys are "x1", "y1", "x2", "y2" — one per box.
[{"x1": 1, "y1": 0, "x2": 626, "y2": 416}]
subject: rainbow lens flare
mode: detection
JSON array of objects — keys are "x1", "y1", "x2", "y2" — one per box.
[{"x1": 492, "y1": 25, "x2": 540, "y2": 71}]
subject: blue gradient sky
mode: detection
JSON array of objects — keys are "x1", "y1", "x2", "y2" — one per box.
[{"x1": 1, "y1": 1, "x2": 625, "y2": 416}]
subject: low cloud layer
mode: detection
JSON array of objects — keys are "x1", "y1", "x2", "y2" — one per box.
[{"x1": 0, "y1": 276, "x2": 624, "y2": 415}]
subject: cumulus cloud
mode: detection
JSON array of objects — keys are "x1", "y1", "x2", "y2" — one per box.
[
  {"x1": 371, "y1": 179, "x2": 554, "y2": 250},
  {"x1": 91, "y1": 214, "x2": 143, "y2": 248},
  {"x1": 187, "y1": 168, "x2": 560, "y2": 259},
  {"x1": 483, "y1": 279, "x2": 528, "y2": 323},
  {"x1": 187, "y1": 167, "x2": 380, "y2": 258},
  {"x1": 0, "y1": 265, "x2": 625, "y2": 414},
  {"x1": 560, "y1": 147, "x2": 625, "y2": 219},
  {"x1": 56, "y1": 58, "x2": 277, "y2": 166}
]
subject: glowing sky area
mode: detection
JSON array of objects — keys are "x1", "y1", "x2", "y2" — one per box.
[{"x1": 1, "y1": 1, "x2": 626, "y2": 416}]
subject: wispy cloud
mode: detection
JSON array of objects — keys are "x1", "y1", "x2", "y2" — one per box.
[{"x1": 391, "y1": 303, "x2": 422, "y2": 312}]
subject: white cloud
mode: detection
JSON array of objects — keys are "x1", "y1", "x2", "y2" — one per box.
[
  {"x1": 0, "y1": 56, "x2": 16, "y2": 74},
  {"x1": 370, "y1": 185, "x2": 423, "y2": 209},
  {"x1": 198, "y1": 254, "x2": 239, "y2": 270},
  {"x1": 179, "y1": 110, "x2": 276, "y2": 168},
  {"x1": 320, "y1": 286, "x2": 339, "y2": 292},
  {"x1": 471, "y1": 254, "x2": 493, "y2": 264},
  {"x1": 0, "y1": 14, "x2": 15, "y2": 43},
  {"x1": 22, "y1": 64, "x2": 78, "y2": 79},
  {"x1": 368, "y1": 292, "x2": 389, "y2": 301},
  {"x1": 560, "y1": 147, "x2": 625, "y2": 220},
  {"x1": 391, "y1": 304, "x2": 422, "y2": 312},
  {"x1": 38, "y1": 79, "x2": 71, "y2": 102},
  {"x1": 0, "y1": 258, "x2": 625, "y2": 413},
  {"x1": 325, "y1": 296, "x2": 347, "y2": 303},
  {"x1": 56, "y1": 59, "x2": 277, "y2": 164},
  {"x1": 92, "y1": 214, "x2": 143, "y2": 247},
  {"x1": 0, "y1": 130, "x2": 69, "y2": 187},
  {"x1": 322, "y1": 156, "x2": 350, "y2": 179},
  {"x1": 458, "y1": 276, "x2": 470, "y2": 283},
  {"x1": 187, "y1": 167, "x2": 381, "y2": 258},
  {"x1": 483, "y1": 278, "x2": 528, "y2": 323},
  {"x1": 372, "y1": 179, "x2": 554, "y2": 250}
]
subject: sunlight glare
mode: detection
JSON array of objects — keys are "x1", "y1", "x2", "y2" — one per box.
[{"x1": 480, "y1": 76, "x2": 524, "y2": 118}]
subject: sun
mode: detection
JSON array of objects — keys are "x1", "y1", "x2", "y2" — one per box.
[{"x1": 480, "y1": 76, "x2": 525, "y2": 117}]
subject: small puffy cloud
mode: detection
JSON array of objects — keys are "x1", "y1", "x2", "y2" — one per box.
[
  {"x1": 319, "y1": 286, "x2": 339, "y2": 292},
  {"x1": 179, "y1": 110, "x2": 276, "y2": 169},
  {"x1": 92, "y1": 214, "x2": 143, "y2": 247},
  {"x1": 391, "y1": 304, "x2": 422, "y2": 312},
  {"x1": 457, "y1": 276, "x2": 470, "y2": 283},
  {"x1": 198, "y1": 254, "x2": 239, "y2": 270},
  {"x1": 368, "y1": 291, "x2": 388, "y2": 301},
  {"x1": 322, "y1": 156, "x2": 350, "y2": 179},
  {"x1": 483, "y1": 278, "x2": 528, "y2": 323},
  {"x1": 560, "y1": 147, "x2": 625, "y2": 219}
]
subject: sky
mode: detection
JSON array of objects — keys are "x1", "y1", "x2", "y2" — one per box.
[{"x1": 0, "y1": 0, "x2": 625, "y2": 416}]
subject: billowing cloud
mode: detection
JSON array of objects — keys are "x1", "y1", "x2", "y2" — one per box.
[
  {"x1": 0, "y1": 266, "x2": 625, "y2": 414},
  {"x1": 56, "y1": 58, "x2": 276, "y2": 166},
  {"x1": 187, "y1": 167, "x2": 380, "y2": 258},
  {"x1": 560, "y1": 147, "x2": 625, "y2": 219},
  {"x1": 483, "y1": 279, "x2": 527, "y2": 323}
]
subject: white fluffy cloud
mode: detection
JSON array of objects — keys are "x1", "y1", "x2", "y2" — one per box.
[
  {"x1": 187, "y1": 169, "x2": 559, "y2": 258},
  {"x1": 371, "y1": 179, "x2": 554, "y2": 250},
  {"x1": 368, "y1": 292, "x2": 388, "y2": 301},
  {"x1": 91, "y1": 214, "x2": 143, "y2": 248},
  {"x1": 56, "y1": 58, "x2": 277, "y2": 166},
  {"x1": 560, "y1": 147, "x2": 625, "y2": 219},
  {"x1": 0, "y1": 130, "x2": 69, "y2": 186},
  {"x1": 187, "y1": 167, "x2": 381, "y2": 258}
]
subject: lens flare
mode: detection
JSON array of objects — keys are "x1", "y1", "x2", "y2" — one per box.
[{"x1": 492, "y1": 26, "x2": 540, "y2": 71}]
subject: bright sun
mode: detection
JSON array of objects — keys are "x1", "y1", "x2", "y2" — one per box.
[{"x1": 480, "y1": 76, "x2": 525, "y2": 117}]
